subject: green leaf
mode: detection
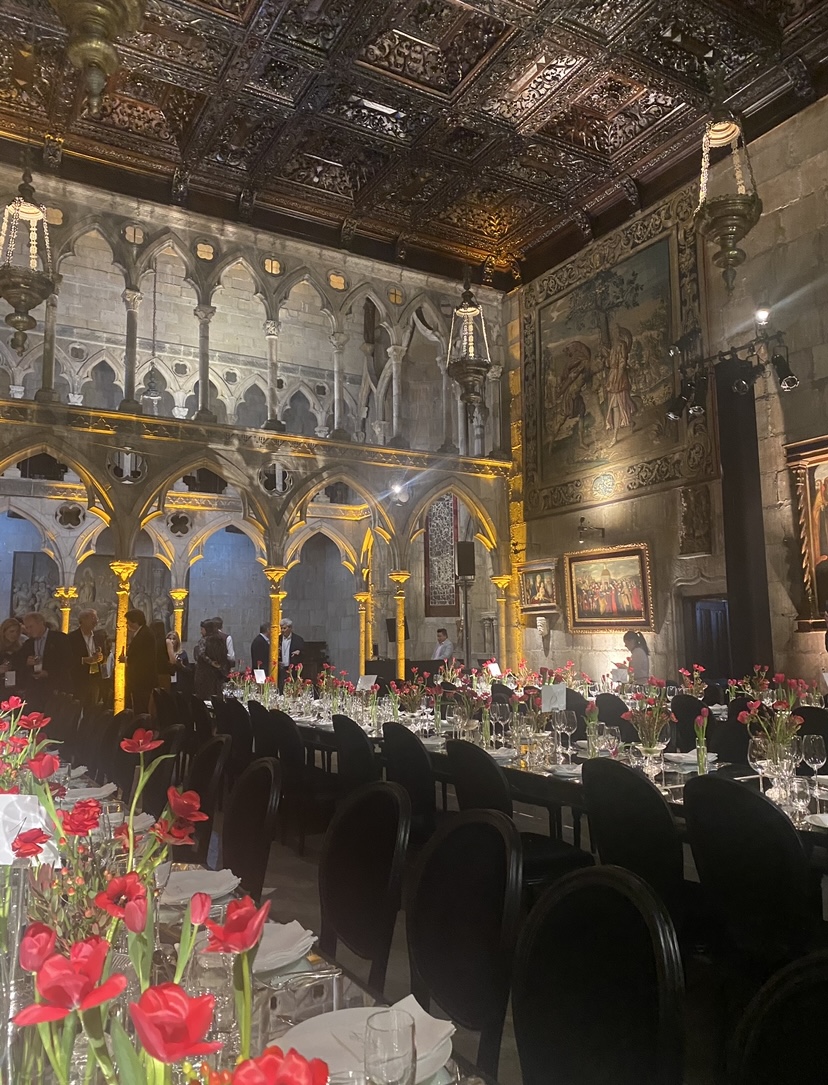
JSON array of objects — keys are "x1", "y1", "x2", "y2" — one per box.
[{"x1": 110, "y1": 1018, "x2": 145, "y2": 1085}]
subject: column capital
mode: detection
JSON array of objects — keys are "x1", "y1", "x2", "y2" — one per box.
[
  {"x1": 194, "y1": 304, "x2": 216, "y2": 324},
  {"x1": 54, "y1": 585, "x2": 79, "y2": 602},
  {"x1": 389, "y1": 570, "x2": 411, "y2": 589},
  {"x1": 169, "y1": 588, "x2": 189, "y2": 607},
  {"x1": 110, "y1": 560, "x2": 139, "y2": 592},
  {"x1": 264, "y1": 319, "x2": 281, "y2": 338},
  {"x1": 487, "y1": 364, "x2": 503, "y2": 381},
  {"x1": 329, "y1": 332, "x2": 349, "y2": 352},
  {"x1": 386, "y1": 344, "x2": 406, "y2": 365},
  {"x1": 122, "y1": 289, "x2": 143, "y2": 311},
  {"x1": 490, "y1": 575, "x2": 511, "y2": 592},
  {"x1": 263, "y1": 565, "x2": 288, "y2": 590},
  {"x1": 354, "y1": 591, "x2": 371, "y2": 609}
]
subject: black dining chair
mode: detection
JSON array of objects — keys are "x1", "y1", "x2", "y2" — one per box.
[
  {"x1": 793, "y1": 704, "x2": 828, "y2": 739},
  {"x1": 728, "y1": 950, "x2": 828, "y2": 1085},
  {"x1": 511, "y1": 866, "x2": 684, "y2": 1085},
  {"x1": 582, "y1": 758, "x2": 691, "y2": 932},
  {"x1": 318, "y1": 782, "x2": 411, "y2": 995},
  {"x1": 332, "y1": 714, "x2": 381, "y2": 794},
  {"x1": 149, "y1": 687, "x2": 179, "y2": 729},
  {"x1": 141, "y1": 724, "x2": 187, "y2": 817},
  {"x1": 221, "y1": 757, "x2": 281, "y2": 903},
  {"x1": 382, "y1": 722, "x2": 438, "y2": 846},
  {"x1": 684, "y1": 774, "x2": 822, "y2": 982},
  {"x1": 708, "y1": 696, "x2": 752, "y2": 764},
  {"x1": 270, "y1": 710, "x2": 338, "y2": 855},
  {"x1": 178, "y1": 735, "x2": 231, "y2": 864},
  {"x1": 247, "y1": 699, "x2": 280, "y2": 758},
  {"x1": 406, "y1": 810, "x2": 523, "y2": 1078},
  {"x1": 595, "y1": 692, "x2": 636, "y2": 743},
  {"x1": 189, "y1": 695, "x2": 215, "y2": 748},
  {"x1": 702, "y1": 682, "x2": 725, "y2": 706},
  {"x1": 213, "y1": 697, "x2": 254, "y2": 786},
  {"x1": 670, "y1": 693, "x2": 704, "y2": 752},
  {"x1": 446, "y1": 740, "x2": 593, "y2": 894}
]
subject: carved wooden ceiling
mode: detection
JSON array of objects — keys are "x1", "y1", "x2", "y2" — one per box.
[{"x1": 1, "y1": 0, "x2": 827, "y2": 285}]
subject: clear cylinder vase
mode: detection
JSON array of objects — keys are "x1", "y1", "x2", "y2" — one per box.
[
  {"x1": 586, "y1": 724, "x2": 600, "y2": 758},
  {"x1": 696, "y1": 742, "x2": 709, "y2": 775}
]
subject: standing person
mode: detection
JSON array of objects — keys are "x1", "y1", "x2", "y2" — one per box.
[
  {"x1": 166, "y1": 631, "x2": 193, "y2": 697},
  {"x1": 623, "y1": 630, "x2": 650, "y2": 682},
  {"x1": 14, "y1": 611, "x2": 71, "y2": 699},
  {"x1": 250, "y1": 622, "x2": 270, "y2": 672},
  {"x1": 211, "y1": 616, "x2": 235, "y2": 667},
  {"x1": 123, "y1": 609, "x2": 157, "y2": 715},
  {"x1": 150, "y1": 620, "x2": 172, "y2": 690},
  {"x1": 194, "y1": 621, "x2": 231, "y2": 699},
  {"x1": 0, "y1": 617, "x2": 25, "y2": 695},
  {"x1": 67, "y1": 608, "x2": 108, "y2": 709},
  {"x1": 277, "y1": 619, "x2": 305, "y2": 690},
  {"x1": 432, "y1": 628, "x2": 454, "y2": 661}
]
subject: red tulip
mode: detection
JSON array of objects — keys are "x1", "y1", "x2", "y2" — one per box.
[
  {"x1": 14, "y1": 937, "x2": 126, "y2": 1025},
  {"x1": 190, "y1": 892, "x2": 212, "y2": 926},
  {"x1": 1, "y1": 696, "x2": 23, "y2": 711},
  {"x1": 129, "y1": 983, "x2": 222, "y2": 1063},
  {"x1": 17, "y1": 712, "x2": 50, "y2": 731},
  {"x1": 27, "y1": 752, "x2": 60, "y2": 780},
  {"x1": 19, "y1": 923, "x2": 56, "y2": 973},
  {"x1": 12, "y1": 827, "x2": 50, "y2": 859},
  {"x1": 150, "y1": 818, "x2": 195, "y2": 847},
  {"x1": 120, "y1": 728, "x2": 164, "y2": 754},
  {"x1": 737, "y1": 711, "x2": 750, "y2": 725},
  {"x1": 95, "y1": 872, "x2": 147, "y2": 920},
  {"x1": 124, "y1": 896, "x2": 148, "y2": 934},
  {"x1": 167, "y1": 787, "x2": 209, "y2": 823},
  {"x1": 233, "y1": 1046, "x2": 329, "y2": 1085},
  {"x1": 204, "y1": 897, "x2": 270, "y2": 954}
]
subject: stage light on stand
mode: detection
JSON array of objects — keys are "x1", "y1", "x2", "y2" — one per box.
[
  {"x1": 666, "y1": 376, "x2": 695, "y2": 421},
  {"x1": 732, "y1": 361, "x2": 761, "y2": 395},
  {"x1": 688, "y1": 371, "x2": 708, "y2": 416},
  {"x1": 771, "y1": 349, "x2": 799, "y2": 391}
]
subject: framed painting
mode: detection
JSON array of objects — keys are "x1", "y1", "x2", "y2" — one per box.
[
  {"x1": 785, "y1": 436, "x2": 828, "y2": 621},
  {"x1": 563, "y1": 543, "x2": 653, "y2": 633},
  {"x1": 522, "y1": 188, "x2": 717, "y2": 517},
  {"x1": 518, "y1": 560, "x2": 559, "y2": 613}
]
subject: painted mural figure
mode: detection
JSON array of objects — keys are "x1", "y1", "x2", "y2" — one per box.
[{"x1": 604, "y1": 326, "x2": 637, "y2": 444}]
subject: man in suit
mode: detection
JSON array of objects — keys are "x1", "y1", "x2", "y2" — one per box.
[
  {"x1": 67, "y1": 608, "x2": 109, "y2": 710},
  {"x1": 124, "y1": 609, "x2": 157, "y2": 715},
  {"x1": 277, "y1": 618, "x2": 305, "y2": 690},
  {"x1": 14, "y1": 611, "x2": 72, "y2": 702},
  {"x1": 250, "y1": 623, "x2": 270, "y2": 673}
]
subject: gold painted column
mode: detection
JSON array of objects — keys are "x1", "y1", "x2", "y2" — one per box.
[
  {"x1": 388, "y1": 571, "x2": 411, "y2": 681},
  {"x1": 263, "y1": 566, "x2": 288, "y2": 673},
  {"x1": 365, "y1": 585, "x2": 374, "y2": 666},
  {"x1": 110, "y1": 560, "x2": 138, "y2": 713},
  {"x1": 354, "y1": 592, "x2": 370, "y2": 676},
  {"x1": 54, "y1": 586, "x2": 78, "y2": 633},
  {"x1": 491, "y1": 575, "x2": 512, "y2": 671},
  {"x1": 169, "y1": 588, "x2": 188, "y2": 640}
]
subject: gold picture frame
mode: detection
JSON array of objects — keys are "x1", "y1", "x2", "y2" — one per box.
[{"x1": 563, "y1": 543, "x2": 653, "y2": 633}]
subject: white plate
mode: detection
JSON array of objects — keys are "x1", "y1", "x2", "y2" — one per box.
[
  {"x1": 664, "y1": 752, "x2": 718, "y2": 764},
  {"x1": 806, "y1": 813, "x2": 828, "y2": 829},
  {"x1": 278, "y1": 1007, "x2": 452, "y2": 1085}
]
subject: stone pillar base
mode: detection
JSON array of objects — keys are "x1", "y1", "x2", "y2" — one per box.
[
  {"x1": 118, "y1": 398, "x2": 143, "y2": 414},
  {"x1": 263, "y1": 417, "x2": 286, "y2": 432},
  {"x1": 331, "y1": 427, "x2": 352, "y2": 442},
  {"x1": 194, "y1": 408, "x2": 217, "y2": 423},
  {"x1": 34, "y1": 387, "x2": 59, "y2": 403},
  {"x1": 438, "y1": 440, "x2": 459, "y2": 454}
]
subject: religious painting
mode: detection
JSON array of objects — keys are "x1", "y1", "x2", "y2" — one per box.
[
  {"x1": 563, "y1": 544, "x2": 653, "y2": 633},
  {"x1": 424, "y1": 494, "x2": 459, "y2": 616},
  {"x1": 72, "y1": 556, "x2": 173, "y2": 637},
  {"x1": 522, "y1": 188, "x2": 716, "y2": 517},
  {"x1": 9, "y1": 553, "x2": 61, "y2": 627},
  {"x1": 785, "y1": 440, "x2": 828, "y2": 620},
  {"x1": 518, "y1": 561, "x2": 558, "y2": 613}
]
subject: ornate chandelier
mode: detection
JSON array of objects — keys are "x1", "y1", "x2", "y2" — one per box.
[
  {"x1": 49, "y1": 0, "x2": 146, "y2": 117},
  {"x1": 695, "y1": 104, "x2": 762, "y2": 293},
  {"x1": 446, "y1": 272, "x2": 492, "y2": 409},
  {"x1": 0, "y1": 164, "x2": 55, "y2": 355}
]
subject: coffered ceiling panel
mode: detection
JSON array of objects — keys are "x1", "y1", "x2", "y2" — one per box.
[{"x1": 0, "y1": 0, "x2": 826, "y2": 283}]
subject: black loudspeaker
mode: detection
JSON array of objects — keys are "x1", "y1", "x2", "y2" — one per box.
[
  {"x1": 386, "y1": 617, "x2": 410, "y2": 643},
  {"x1": 456, "y1": 540, "x2": 476, "y2": 578}
]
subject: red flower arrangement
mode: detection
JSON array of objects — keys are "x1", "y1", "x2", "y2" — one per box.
[
  {"x1": 130, "y1": 983, "x2": 223, "y2": 1064},
  {"x1": 14, "y1": 935, "x2": 127, "y2": 1025},
  {"x1": 121, "y1": 728, "x2": 164, "y2": 754}
]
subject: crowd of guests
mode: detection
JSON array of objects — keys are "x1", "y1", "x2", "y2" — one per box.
[{"x1": 0, "y1": 608, "x2": 240, "y2": 714}]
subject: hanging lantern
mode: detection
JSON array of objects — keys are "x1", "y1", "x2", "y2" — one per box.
[
  {"x1": 445, "y1": 271, "x2": 492, "y2": 409},
  {"x1": 695, "y1": 106, "x2": 762, "y2": 293},
  {"x1": 49, "y1": 0, "x2": 146, "y2": 117},
  {"x1": 140, "y1": 261, "x2": 163, "y2": 405},
  {"x1": 0, "y1": 165, "x2": 55, "y2": 355}
]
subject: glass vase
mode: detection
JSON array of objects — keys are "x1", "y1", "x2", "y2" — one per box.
[
  {"x1": 695, "y1": 742, "x2": 709, "y2": 775},
  {"x1": 586, "y1": 723, "x2": 600, "y2": 758}
]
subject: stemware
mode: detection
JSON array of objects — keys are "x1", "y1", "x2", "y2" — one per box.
[
  {"x1": 803, "y1": 734, "x2": 826, "y2": 798},
  {"x1": 604, "y1": 725, "x2": 621, "y2": 759},
  {"x1": 364, "y1": 1009, "x2": 415, "y2": 1085},
  {"x1": 789, "y1": 778, "x2": 811, "y2": 826},
  {"x1": 747, "y1": 735, "x2": 769, "y2": 794},
  {"x1": 559, "y1": 711, "x2": 577, "y2": 762}
]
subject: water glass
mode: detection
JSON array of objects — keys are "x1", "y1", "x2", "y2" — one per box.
[
  {"x1": 364, "y1": 1009, "x2": 415, "y2": 1085},
  {"x1": 747, "y1": 736, "x2": 770, "y2": 793},
  {"x1": 604, "y1": 726, "x2": 621, "y2": 759},
  {"x1": 789, "y1": 778, "x2": 811, "y2": 826},
  {"x1": 803, "y1": 734, "x2": 827, "y2": 796}
]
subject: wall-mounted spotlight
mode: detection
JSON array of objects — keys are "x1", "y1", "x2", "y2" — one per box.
[
  {"x1": 688, "y1": 371, "x2": 708, "y2": 416},
  {"x1": 754, "y1": 304, "x2": 771, "y2": 327},
  {"x1": 771, "y1": 347, "x2": 799, "y2": 391},
  {"x1": 732, "y1": 359, "x2": 761, "y2": 395},
  {"x1": 578, "y1": 517, "x2": 606, "y2": 546},
  {"x1": 666, "y1": 376, "x2": 695, "y2": 421},
  {"x1": 390, "y1": 479, "x2": 410, "y2": 505}
]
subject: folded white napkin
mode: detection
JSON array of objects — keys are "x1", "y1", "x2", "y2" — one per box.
[
  {"x1": 253, "y1": 920, "x2": 316, "y2": 973},
  {"x1": 664, "y1": 751, "x2": 718, "y2": 764},
  {"x1": 161, "y1": 867, "x2": 240, "y2": 905},
  {"x1": 421, "y1": 737, "x2": 445, "y2": 750},
  {"x1": 62, "y1": 782, "x2": 118, "y2": 801},
  {"x1": 69, "y1": 765, "x2": 88, "y2": 779}
]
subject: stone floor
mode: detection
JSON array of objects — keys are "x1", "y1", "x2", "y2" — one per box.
[{"x1": 242, "y1": 789, "x2": 729, "y2": 1085}]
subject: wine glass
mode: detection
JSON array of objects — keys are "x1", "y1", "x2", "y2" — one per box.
[
  {"x1": 747, "y1": 735, "x2": 769, "y2": 794},
  {"x1": 365, "y1": 1009, "x2": 415, "y2": 1085},
  {"x1": 559, "y1": 711, "x2": 577, "y2": 762},
  {"x1": 803, "y1": 734, "x2": 826, "y2": 798},
  {"x1": 627, "y1": 744, "x2": 646, "y2": 771},
  {"x1": 789, "y1": 778, "x2": 811, "y2": 827},
  {"x1": 604, "y1": 725, "x2": 621, "y2": 759}
]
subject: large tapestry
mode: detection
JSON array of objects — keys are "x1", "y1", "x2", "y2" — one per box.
[
  {"x1": 522, "y1": 187, "x2": 717, "y2": 517},
  {"x1": 424, "y1": 494, "x2": 459, "y2": 617}
]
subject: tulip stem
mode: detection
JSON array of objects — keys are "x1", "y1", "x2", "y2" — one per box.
[{"x1": 242, "y1": 950, "x2": 253, "y2": 1061}]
